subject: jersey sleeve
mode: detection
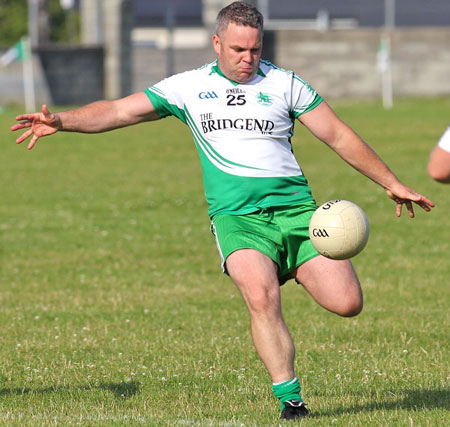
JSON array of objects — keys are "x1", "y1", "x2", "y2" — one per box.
[
  {"x1": 144, "y1": 75, "x2": 188, "y2": 124},
  {"x1": 289, "y1": 73, "x2": 323, "y2": 119},
  {"x1": 437, "y1": 126, "x2": 450, "y2": 153}
]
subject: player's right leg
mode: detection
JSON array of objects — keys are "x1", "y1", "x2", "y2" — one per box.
[
  {"x1": 226, "y1": 249, "x2": 309, "y2": 420},
  {"x1": 211, "y1": 213, "x2": 309, "y2": 419},
  {"x1": 226, "y1": 248, "x2": 295, "y2": 382}
]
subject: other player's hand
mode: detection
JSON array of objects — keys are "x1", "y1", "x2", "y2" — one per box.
[
  {"x1": 11, "y1": 104, "x2": 62, "y2": 150},
  {"x1": 386, "y1": 183, "x2": 435, "y2": 218}
]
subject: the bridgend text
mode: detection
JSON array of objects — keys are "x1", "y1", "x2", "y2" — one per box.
[{"x1": 200, "y1": 117, "x2": 275, "y2": 135}]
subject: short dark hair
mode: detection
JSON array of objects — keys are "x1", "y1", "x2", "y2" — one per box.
[{"x1": 216, "y1": 1, "x2": 264, "y2": 37}]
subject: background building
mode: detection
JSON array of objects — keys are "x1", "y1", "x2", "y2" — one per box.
[{"x1": 1, "y1": 0, "x2": 449, "y2": 107}]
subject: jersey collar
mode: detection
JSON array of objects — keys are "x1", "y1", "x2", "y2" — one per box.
[{"x1": 210, "y1": 60, "x2": 266, "y2": 86}]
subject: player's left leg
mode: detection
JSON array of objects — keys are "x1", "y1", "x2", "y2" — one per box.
[{"x1": 293, "y1": 255, "x2": 363, "y2": 317}]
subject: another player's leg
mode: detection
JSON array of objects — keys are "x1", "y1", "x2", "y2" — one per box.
[
  {"x1": 226, "y1": 249, "x2": 308, "y2": 420},
  {"x1": 293, "y1": 255, "x2": 363, "y2": 317}
]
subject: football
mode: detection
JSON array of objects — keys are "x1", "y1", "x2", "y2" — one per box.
[{"x1": 309, "y1": 200, "x2": 370, "y2": 260}]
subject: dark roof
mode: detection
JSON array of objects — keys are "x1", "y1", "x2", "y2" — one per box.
[
  {"x1": 267, "y1": 0, "x2": 450, "y2": 26},
  {"x1": 133, "y1": 0, "x2": 450, "y2": 27},
  {"x1": 133, "y1": 0, "x2": 202, "y2": 26}
]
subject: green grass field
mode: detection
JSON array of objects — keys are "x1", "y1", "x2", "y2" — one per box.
[{"x1": 1, "y1": 97, "x2": 449, "y2": 426}]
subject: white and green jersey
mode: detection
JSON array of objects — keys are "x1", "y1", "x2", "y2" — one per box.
[{"x1": 144, "y1": 59, "x2": 322, "y2": 218}]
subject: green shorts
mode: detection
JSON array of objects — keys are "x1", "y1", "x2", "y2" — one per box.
[{"x1": 211, "y1": 202, "x2": 320, "y2": 284}]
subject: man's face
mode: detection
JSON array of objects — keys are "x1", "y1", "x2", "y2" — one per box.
[{"x1": 212, "y1": 22, "x2": 263, "y2": 84}]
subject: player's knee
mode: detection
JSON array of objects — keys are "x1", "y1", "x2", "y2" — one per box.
[
  {"x1": 338, "y1": 296, "x2": 363, "y2": 317},
  {"x1": 246, "y1": 287, "x2": 280, "y2": 316}
]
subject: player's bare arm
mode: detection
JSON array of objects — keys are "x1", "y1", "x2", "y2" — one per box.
[
  {"x1": 11, "y1": 92, "x2": 159, "y2": 150},
  {"x1": 299, "y1": 101, "x2": 435, "y2": 218},
  {"x1": 428, "y1": 145, "x2": 450, "y2": 183}
]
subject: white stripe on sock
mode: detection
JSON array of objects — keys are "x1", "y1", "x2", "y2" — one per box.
[{"x1": 272, "y1": 376, "x2": 297, "y2": 386}]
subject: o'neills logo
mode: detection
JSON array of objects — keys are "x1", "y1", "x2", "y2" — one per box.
[{"x1": 201, "y1": 118, "x2": 275, "y2": 135}]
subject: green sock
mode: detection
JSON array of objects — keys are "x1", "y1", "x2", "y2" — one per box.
[{"x1": 272, "y1": 377, "x2": 303, "y2": 410}]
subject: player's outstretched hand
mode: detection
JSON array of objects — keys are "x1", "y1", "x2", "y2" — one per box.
[
  {"x1": 11, "y1": 104, "x2": 61, "y2": 150},
  {"x1": 386, "y1": 183, "x2": 435, "y2": 218}
]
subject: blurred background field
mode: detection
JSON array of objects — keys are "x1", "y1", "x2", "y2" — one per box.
[{"x1": 0, "y1": 97, "x2": 449, "y2": 425}]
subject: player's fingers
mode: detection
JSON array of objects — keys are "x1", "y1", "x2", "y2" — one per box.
[
  {"x1": 396, "y1": 202, "x2": 402, "y2": 217},
  {"x1": 15, "y1": 114, "x2": 37, "y2": 122},
  {"x1": 27, "y1": 135, "x2": 39, "y2": 150},
  {"x1": 419, "y1": 196, "x2": 435, "y2": 209},
  {"x1": 42, "y1": 104, "x2": 53, "y2": 119},
  {"x1": 407, "y1": 193, "x2": 434, "y2": 212},
  {"x1": 405, "y1": 201, "x2": 415, "y2": 218},
  {"x1": 416, "y1": 200, "x2": 433, "y2": 212},
  {"x1": 16, "y1": 129, "x2": 33, "y2": 144},
  {"x1": 11, "y1": 121, "x2": 32, "y2": 131}
]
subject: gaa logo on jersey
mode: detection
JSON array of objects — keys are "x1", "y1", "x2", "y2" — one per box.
[
  {"x1": 257, "y1": 92, "x2": 273, "y2": 106},
  {"x1": 199, "y1": 91, "x2": 219, "y2": 99}
]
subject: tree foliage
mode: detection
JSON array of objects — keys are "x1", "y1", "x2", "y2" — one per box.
[
  {"x1": 49, "y1": 0, "x2": 80, "y2": 44},
  {"x1": 0, "y1": 0, "x2": 28, "y2": 46},
  {"x1": 0, "y1": 0, "x2": 79, "y2": 47}
]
